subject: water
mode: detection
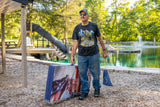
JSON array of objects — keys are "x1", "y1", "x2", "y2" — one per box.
[
  {"x1": 100, "y1": 36, "x2": 160, "y2": 68},
  {"x1": 100, "y1": 48, "x2": 160, "y2": 68},
  {"x1": 52, "y1": 36, "x2": 160, "y2": 68},
  {"x1": 52, "y1": 47, "x2": 160, "y2": 68},
  {"x1": 100, "y1": 37, "x2": 160, "y2": 68}
]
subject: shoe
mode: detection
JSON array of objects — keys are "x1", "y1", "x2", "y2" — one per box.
[
  {"x1": 79, "y1": 92, "x2": 88, "y2": 100},
  {"x1": 94, "y1": 88, "x2": 100, "y2": 97}
]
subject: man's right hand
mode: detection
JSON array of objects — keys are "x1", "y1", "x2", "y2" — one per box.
[
  {"x1": 71, "y1": 40, "x2": 78, "y2": 65},
  {"x1": 71, "y1": 55, "x2": 75, "y2": 65}
]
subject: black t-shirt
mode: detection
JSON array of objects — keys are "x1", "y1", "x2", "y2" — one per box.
[{"x1": 72, "y1": 22, "x2": 101, "y2": 56}]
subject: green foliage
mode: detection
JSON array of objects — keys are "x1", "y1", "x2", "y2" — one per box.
[
  {"x1": 0, "y1": 0, "x2": 160, "y2": 42},
  {"x1": 2, "y1": 10, "x2": 21, "y2": 40}
]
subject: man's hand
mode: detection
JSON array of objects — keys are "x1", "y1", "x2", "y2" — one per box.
[
  {"x1": 103, "y1": 50, "x2": 108, "y2": 59},
  {"x1": 70, "y1": 40, "x2": 78, "y2": 65},
  {"x1": 70, "y1": 55, "x2": 75, "y2": 65}
]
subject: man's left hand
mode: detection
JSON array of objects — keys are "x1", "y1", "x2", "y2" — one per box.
[{"x1": 103, "y1": 51, "x2": 108, "y2": 59}]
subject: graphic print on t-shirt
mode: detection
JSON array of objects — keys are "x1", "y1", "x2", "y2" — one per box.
[{"x1": 78, "y1": 29, "x2": 95, "y2": 47}]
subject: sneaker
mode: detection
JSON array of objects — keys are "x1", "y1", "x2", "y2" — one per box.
[
  {"x1": 94, "y1": 88, "x2": 100, "y2": 97},
  {"x1": 79, "y1": 92, "x2": 88, "y2": 100}
]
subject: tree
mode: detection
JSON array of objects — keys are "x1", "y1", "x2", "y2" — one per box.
[
  {"x1": 85, "y1": 0, "x2": 107, "y2": 37},
  {"x1": 1, "y1": 0, "x2": 160, "y2": 42}
]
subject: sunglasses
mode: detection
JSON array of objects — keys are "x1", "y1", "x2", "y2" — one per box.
[{"x1": 80, "y1": 13, "x2": 87, "y2": 16}]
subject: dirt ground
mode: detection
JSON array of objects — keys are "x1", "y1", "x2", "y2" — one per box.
[{"x1": 0, "y1": 57, "x2": 160, "y2": 107}]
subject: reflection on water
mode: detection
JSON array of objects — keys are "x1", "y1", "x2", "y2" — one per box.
[
  {"x1": 136, "y1": 52, "x2": 142, "y2": 67},
  {"x1": 100, "y1": 48, "x2": 160, "y2": 68}
]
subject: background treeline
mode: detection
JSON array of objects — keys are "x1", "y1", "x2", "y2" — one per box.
[{"x1": 0, "y1": 0, "x2": 160, "y2": 42}]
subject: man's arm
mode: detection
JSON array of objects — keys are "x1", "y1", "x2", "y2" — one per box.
[
  {"x1": 97, "y1": 36, "x2": 108, "y2": 58},
  {"x1": 71, "y1": 40, "x2": 78, "y2": 64}
]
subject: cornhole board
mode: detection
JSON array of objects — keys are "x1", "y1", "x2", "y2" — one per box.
[{"x1": 45, "y1": 65, "x2": 91, "y2": 103}]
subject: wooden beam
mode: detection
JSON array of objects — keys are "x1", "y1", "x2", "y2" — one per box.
[
  {"x1": 21, "y1": 4, "x2": 27, "y2": 87},
  {"x1": 1, "y1": 13, "x2": 6, "y2": 74},
  {"x1": 6, "y1": 48, "x2": 56, "y2": 54},
  {"x1": 0, "y1": 0, "x2": 21, "y2": 14}
]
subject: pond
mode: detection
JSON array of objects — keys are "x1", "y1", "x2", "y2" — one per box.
[
  {"x1": 50, "y1": 37, "x2": 160, "y2": 69},
  {"x1": 52, "y1": 47, "x2": 160, "y2": 68},
  {"x1": 100, "y1": 48, "x2": 160, "y2": 68}
]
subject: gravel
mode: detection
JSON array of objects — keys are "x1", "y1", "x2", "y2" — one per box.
[{"x1": 0, "y1": 57, "x2": 160, "y2": 107}]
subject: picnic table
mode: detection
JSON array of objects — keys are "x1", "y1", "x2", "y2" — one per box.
[{"x1": 0, "y1": 40, "x2": 17, "y2": 48}]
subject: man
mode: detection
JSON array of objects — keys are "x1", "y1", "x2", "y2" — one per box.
[{"x1": 71, "y1": 8, "x2": 108, "y2": 100}]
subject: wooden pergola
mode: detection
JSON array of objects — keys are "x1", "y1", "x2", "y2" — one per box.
[{"x1": 0, "y1": 0, "x2": 33, "y2": 87}]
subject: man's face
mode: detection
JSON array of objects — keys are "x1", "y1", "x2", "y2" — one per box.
[{"x1": 80, "y1": 11, "x2": 89, "y2": 22}]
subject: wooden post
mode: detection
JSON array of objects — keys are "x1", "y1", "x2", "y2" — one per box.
[
  {"x1": 63, "y1": 0, "x2": 68, "y2": 45},
  {"x1": 1, "y1": 13, "x2": 6, "y2": 74},
  {"x1": 21, "y1": 4, "x2": 27, "y2": 87},
  {"x1": 154, "y1": 36, "x2": 156, "y2": 46},
  {"x1": 33, "y1": 32, "x2": 35, "y2": 47}
]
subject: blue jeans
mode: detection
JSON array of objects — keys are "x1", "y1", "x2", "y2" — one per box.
[{"x1": 78, "y1": 53, "x2": 101, "y2": 93}]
